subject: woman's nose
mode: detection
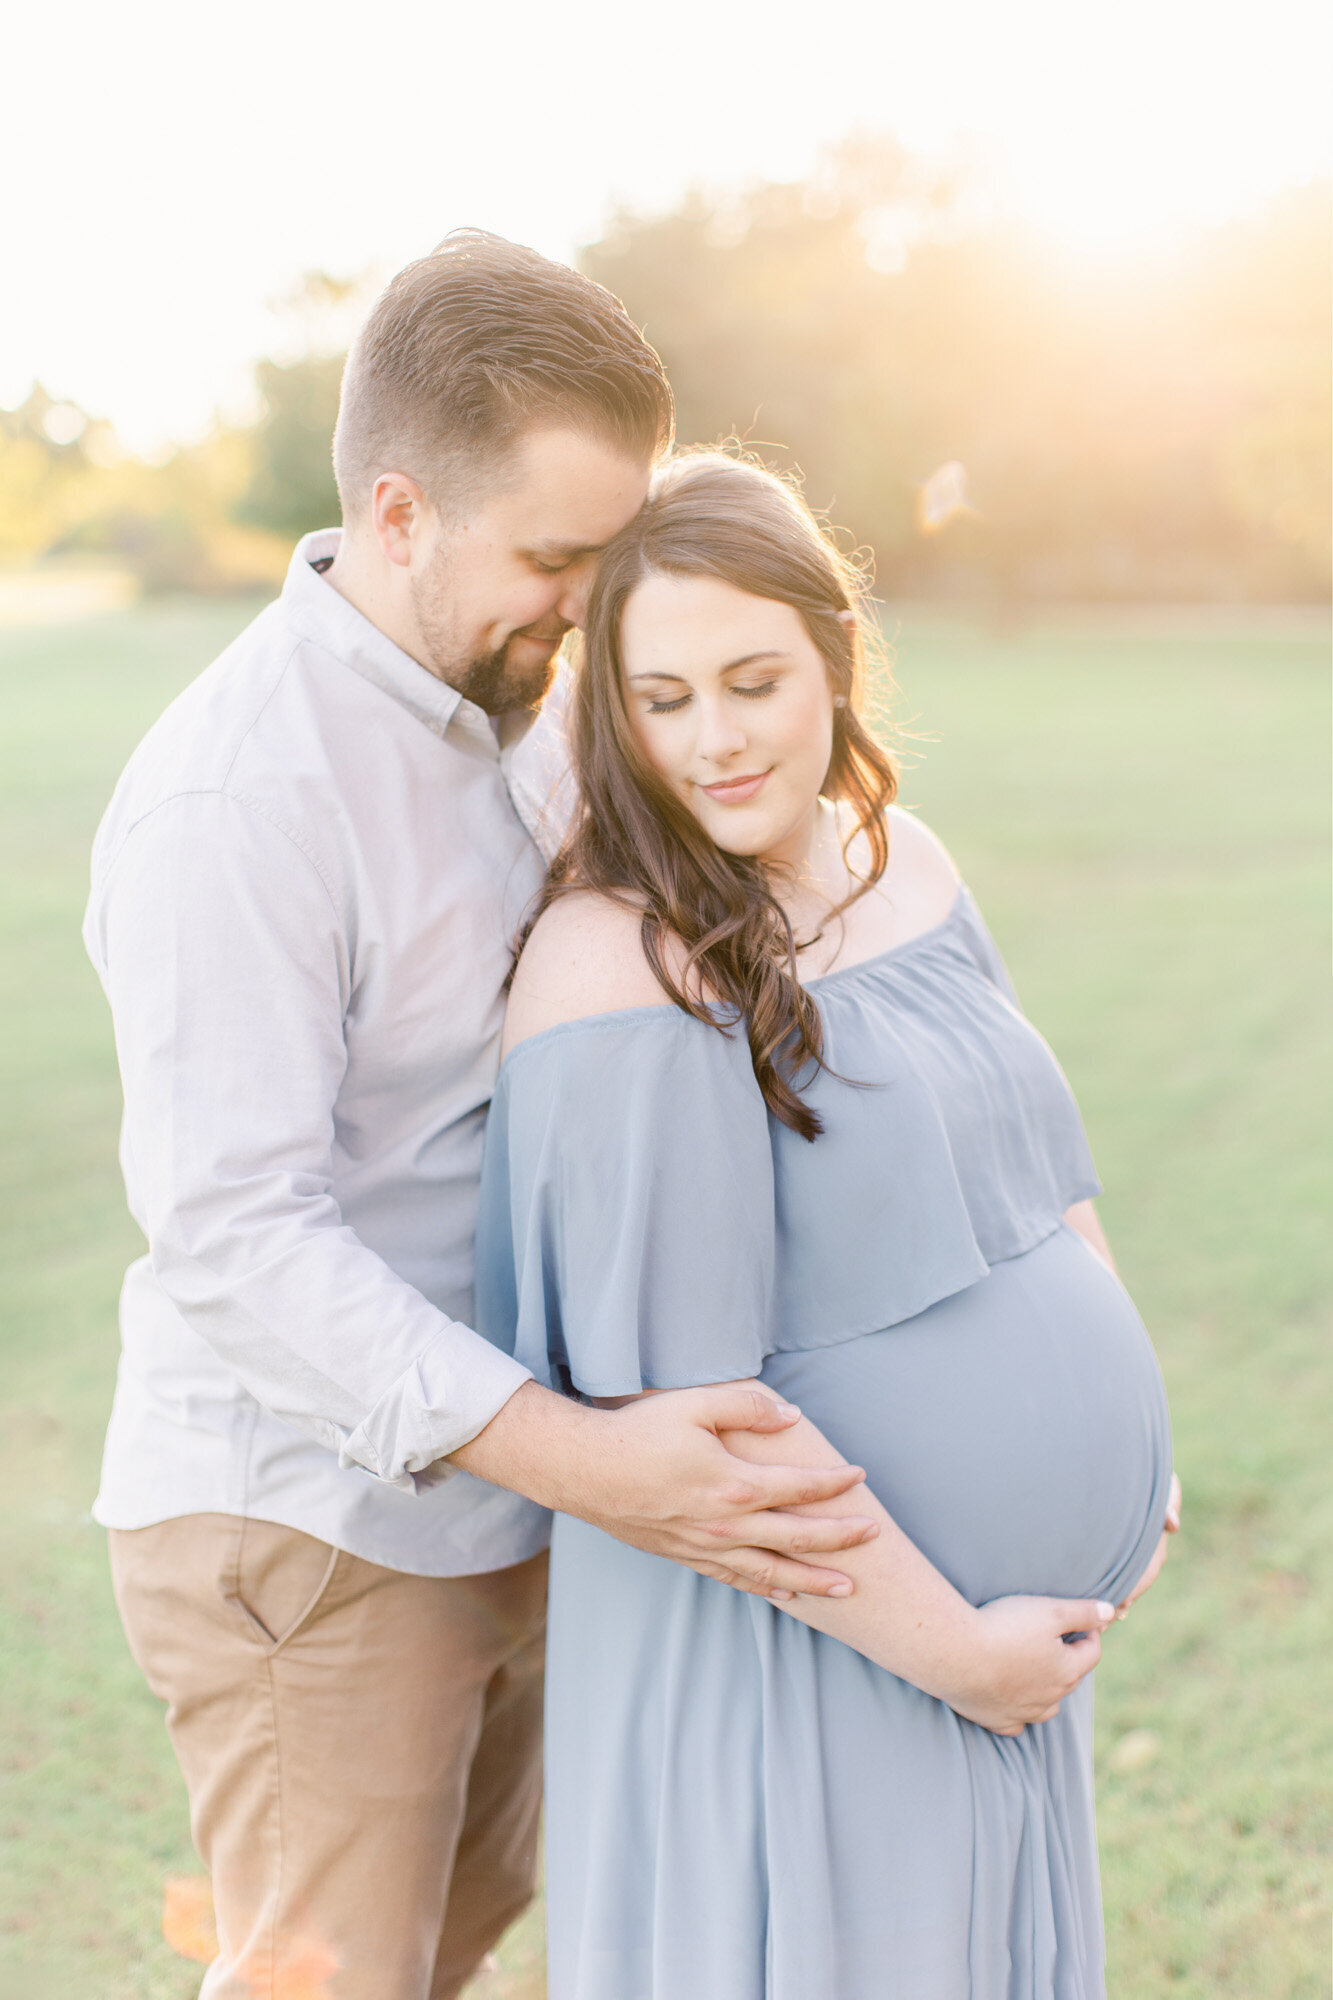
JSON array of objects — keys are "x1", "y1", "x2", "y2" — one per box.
[{"x1": 694, "y1": 702, "x2": 748, "y2": 764}]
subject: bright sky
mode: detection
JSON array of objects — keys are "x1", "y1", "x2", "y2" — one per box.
[{"x1": 5, "y1": 0, "x2": 1328, "y2": 451}]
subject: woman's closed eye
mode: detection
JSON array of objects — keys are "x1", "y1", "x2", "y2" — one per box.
[{"x1": 646, "y1": 679, "x2": 780, "y2": 715}]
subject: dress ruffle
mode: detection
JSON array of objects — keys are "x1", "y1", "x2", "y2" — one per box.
[{"x1": 476, "y1": 889, "x2": 1100, "y2": 1393}]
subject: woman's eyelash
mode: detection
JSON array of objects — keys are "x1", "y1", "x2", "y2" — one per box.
[{"x1": 645, "y1": 680, "x2": 778, "y2": 716}]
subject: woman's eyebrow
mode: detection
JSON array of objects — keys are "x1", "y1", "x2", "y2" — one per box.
[
  {"x1": 720, "y1": 650, "x2": 786, "y2": 672},
  {"x1": 627, "y1": 650, "x2": 787, "y2": 684}
]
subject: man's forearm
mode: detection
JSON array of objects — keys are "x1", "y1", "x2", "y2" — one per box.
[
  {"x1": 450, "y1": 1379, "x2": 604, "y2": 1513},
  {"x1": 467, "y1": 1386, "x2": 978, "y2": 1686},
  {"x1": 449, "y1": 1379, "x2": 878, "y2": 1600},
  {"x1": 577, "y1": 1398, "x2": 969, "y2": 1669}
]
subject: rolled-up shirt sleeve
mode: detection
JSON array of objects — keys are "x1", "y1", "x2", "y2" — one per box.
[{"x1": 90, "y1": 790, "x2": 532, "y2": 1488}]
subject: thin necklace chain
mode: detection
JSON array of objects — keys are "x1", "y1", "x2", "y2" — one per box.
[{"x1": 784, "y1": 802, "x2": 863, "y2": 964}]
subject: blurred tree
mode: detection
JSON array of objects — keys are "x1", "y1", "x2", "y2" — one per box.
[
  {"x1": 236, "y1": 352, "x2": 343, "y2": 540},
  {"x1": 583, "y1": 138, "x2": 958, "y2": 585},
  {"x1": 581, "y1": 146, "x2": 1331, "y2": 605},
  {"x1": 236, "y1": 271, "x2": 363, "y2": 540},
  {"x1": 1211, "y1": 184, "x2": 1333, "y2": 577},
  {"x1": 71, "y1": 430, "x2": 291, "y2": 593},
  {"x1": 1, "y1": 197, "x2": 1325, "y2": 603},
  {"x1": 0, "y1": 386, "x2": 112, "y2": 559},
  {"x1": 0, "y1": 384, "x2": 290, "y2": 594},
  {"x1": 0, "y1": 271, "x2": 360, "y2": 590}
]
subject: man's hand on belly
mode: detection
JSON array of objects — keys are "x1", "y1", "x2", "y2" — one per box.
[{"x1": 451, "y1": 1379, "x2": 880, "y2": 1599}]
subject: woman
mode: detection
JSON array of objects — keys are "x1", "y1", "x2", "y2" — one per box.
[{"x1": 476, "y1": 454, "x2": 1177, "y2": 1999}]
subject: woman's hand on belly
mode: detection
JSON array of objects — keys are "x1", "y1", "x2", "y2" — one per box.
[
  {"x1": 961, "y1": 1598, "x2": 1114, "y2": 1734},
  {"x1": 719, "y1": 1393, "x2": 1118, "y2": 1734},
  {"x1": 1114, "y1": 1471, "x2": 1182, "y2": 1617}
]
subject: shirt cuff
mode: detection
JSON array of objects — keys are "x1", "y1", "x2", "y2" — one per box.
[{"x1": 334, "y1": 1325, "x2": 533, "y2": 1490}]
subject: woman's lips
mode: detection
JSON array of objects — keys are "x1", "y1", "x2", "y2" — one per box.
[{"x1": 699, "y1": 770, "x2": 771, "y2": 805}]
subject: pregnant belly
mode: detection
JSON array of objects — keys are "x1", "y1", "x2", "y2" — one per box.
[{"x1": 761, "y1": 1223, "x2": 1173, "y2": 1607}]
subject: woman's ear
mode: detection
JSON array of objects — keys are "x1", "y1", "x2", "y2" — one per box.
[{"x1": 835, "y1": 609, "x2": 856, "y2": 630}]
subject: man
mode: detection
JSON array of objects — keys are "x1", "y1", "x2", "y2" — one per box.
[{"x1": 85, "y1": 232, "x2": 873, "y2": 2000}]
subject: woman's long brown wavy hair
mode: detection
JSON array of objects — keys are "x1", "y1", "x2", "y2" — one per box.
[{"x1": 530, "y1": 451, "x2": 899, "y2": 1140}]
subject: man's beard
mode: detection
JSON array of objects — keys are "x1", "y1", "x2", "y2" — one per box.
[
  {"x1": 411, "y1": 561, "x2": 566, "y2": 716},
  {"x1": 449, "y1": 638, "x2": 561, "y2": 716}
]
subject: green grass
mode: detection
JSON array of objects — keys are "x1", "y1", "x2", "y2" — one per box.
[{"x1": 0, "y1": 597, "x2": 1328, "y2": 1997}]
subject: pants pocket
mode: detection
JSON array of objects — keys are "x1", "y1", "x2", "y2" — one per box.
[{"x1": 223, "y1": 1517, "x2": 341, "y2": 1654}]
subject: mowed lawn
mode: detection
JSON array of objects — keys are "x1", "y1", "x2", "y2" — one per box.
[{"x1": 0, "y1": 595, "x2": 1327, "y2": 1999}]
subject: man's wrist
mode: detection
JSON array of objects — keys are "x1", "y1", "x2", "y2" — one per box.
[{"x1": 449, "y1": 1379, "x2": 602, "y2": 1512}]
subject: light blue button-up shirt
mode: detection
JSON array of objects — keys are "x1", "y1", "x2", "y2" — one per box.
[{"x1": 83, "y1": 530, "x2": 565, "y2": 1575}]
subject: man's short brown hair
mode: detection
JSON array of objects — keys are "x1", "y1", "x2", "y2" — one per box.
[{"x1": 334, "y1": 230, "x2": 673, "y2": 519}]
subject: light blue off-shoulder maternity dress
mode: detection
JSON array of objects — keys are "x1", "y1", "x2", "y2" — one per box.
[{"x1": 475, "y1": 886, "x2": 1173, "y2": 2000}]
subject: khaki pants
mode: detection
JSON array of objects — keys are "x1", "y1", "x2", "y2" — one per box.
[{"x1": 110, "y1": 1514, "x2": 547, "y2": 2000}]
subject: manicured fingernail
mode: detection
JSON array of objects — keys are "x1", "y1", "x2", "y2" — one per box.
[
  {"x1": 858, "y1": 1523, "x2": 880, "y2": 1541},
  {"x1": 770, "y1": 1588, "x2": 793, "y2": 1602},
  {"x1": 776, "y1": 1403, "x2": 801, "y2": 1419},
  {"x1": 829, "y1": 1582, "x2": 853, "y2": 1597},
  {"x1": 1096, "y1": 1602, "x2": 1115, "y2": 1621}
]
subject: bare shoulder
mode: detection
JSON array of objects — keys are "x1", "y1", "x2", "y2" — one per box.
[
  {"x1": 870, "y1": 805, "x2": 962, "y2": 934},
  {"x1": 502, "y1": 892, "x2": 675, "y2": 1059},
  {"x1": 886, "y1": 805, "x2": 962, "y2": 888}
]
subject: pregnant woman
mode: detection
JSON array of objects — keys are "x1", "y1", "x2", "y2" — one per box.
[{"x1": 476, "y1": 453, "x2": 1177, "y2": 1999}]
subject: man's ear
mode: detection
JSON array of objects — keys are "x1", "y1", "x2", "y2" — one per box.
[{"x1": 371, "y1": 472, "x2": 429, "y2": 569}]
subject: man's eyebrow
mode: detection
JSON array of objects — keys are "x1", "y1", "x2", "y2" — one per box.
[
  {"x1": 521, "y1": 538, "x2": 609, "y2": 561},
  {"x1": 627, "y1": 651, "x2": 787, "y2": 683}
]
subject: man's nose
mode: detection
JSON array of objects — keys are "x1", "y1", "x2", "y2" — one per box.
[{"x1": 557, "y1": 560, "x2": 598, "y2": 629}]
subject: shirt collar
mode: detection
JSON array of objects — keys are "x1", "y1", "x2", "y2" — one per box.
[{"x1": 283, "y1": 529, "x2": 536, "y2": 760}]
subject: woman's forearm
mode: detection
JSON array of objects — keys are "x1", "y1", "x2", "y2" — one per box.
[
  {"x1": 719, "y1": 1405, "x2": 1114, "y2": 1734},
  {"x1": 1063, "y1": 1197, "x2": 1115, "y2": 1272},
  {"x1": 592, "y1": 1385, "x2": 1110, "y2": 1730},
  {"x1": 591, "y1": 1388, "x2": 977, "y2": 1681},
  {"x1": 719, "y1": 1412, "x2": 980, "y2": 1693}
]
